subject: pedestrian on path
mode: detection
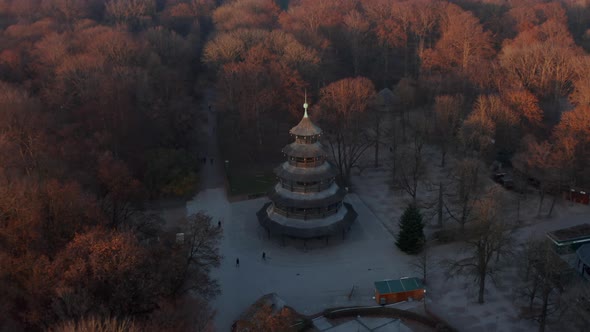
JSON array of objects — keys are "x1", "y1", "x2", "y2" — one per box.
[
  {"x1": 262, "y1": 252, "x2": 266, "y2": 261},
  {"x1": 236, "y1": 258, "x2": 240, "y2": 267},
  {"x1": 218, "y1": 220, "x2": 221, "y2": 228}
]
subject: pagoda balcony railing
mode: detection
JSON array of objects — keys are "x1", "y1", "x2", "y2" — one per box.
[
  {"x1": 273, "y1": 206, "x2": 340, "y2": 220},
  {"x1": 281, "y1": 182, "x2": 332, "y2": 193},
  {"x1": 288, "y1": 160, "x2": 325, "y2": 168},
  {"x1": 295, "y1": 137, "x2": 319, "y2": 144}
]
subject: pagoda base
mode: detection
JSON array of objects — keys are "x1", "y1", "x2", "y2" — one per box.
[{"x1": 256, "y1": 202, "x2": 357, "y2": 239}]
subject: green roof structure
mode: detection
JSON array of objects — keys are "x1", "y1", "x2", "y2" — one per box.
[
  {"x1": 374, "y1": 277, "x2": 423, "y2": 294},
  {"x1": 547, "y1": 223, "x2": 590, "y2": 252}
]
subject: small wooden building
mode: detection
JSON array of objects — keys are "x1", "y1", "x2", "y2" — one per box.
[
  {"x1": 374, "y1": 277, "x2": 425, "y2": 305},
  {"x1": 563, "y1": 188, "x2": 590, "y2": 205}
]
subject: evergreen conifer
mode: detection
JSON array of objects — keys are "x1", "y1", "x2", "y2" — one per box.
[{"x1": 396, "y1": 204, "x2": 425, "y2": 254}]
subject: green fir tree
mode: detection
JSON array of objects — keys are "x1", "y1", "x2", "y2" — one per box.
[{"x1": 396, "y1": 204, "x2": 425, "y2": 254}]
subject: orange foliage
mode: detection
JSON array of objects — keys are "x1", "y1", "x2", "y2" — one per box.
[
  {"x1": 500, "y1": 19, "x2": 581, "y2": 99},
  {"x1": 570, "y1": 56, "x2": 590, "y2": 107},
  {"x1": 505, "y1": 1, "x2": 567, "y2": 34},
  {"x1": 319, "y1": 76, "x2": 376, "y2": 117},
  {"x1": 501, "y1": 89, "x2": 543, "y2": 128},
  {"x1": 421, "y1": 3, "x2": 493, "y2": 76},
  {"x1": 213, "y1": 0, "x2": 280, "y2": 31},
  {"x1": 363, "y1": 0, "x2": 411, "y2": 49},
  {"x1": 553, "y1": 106, "x2": 590, "y2": 145},
  {"x1": 279, "y1": 0, "x2": 357, "y2": 49}
]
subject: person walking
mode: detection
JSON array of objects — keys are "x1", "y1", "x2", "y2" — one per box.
[
  {"x1": 218, "y1": 220, "x2": 222, "y2": 228},
  {"x1": 262, "y1": 252, "x2": 266, "y2": 261},
  {"x1": 236, "y1": 258, "x2": 240, "y2": 267}
]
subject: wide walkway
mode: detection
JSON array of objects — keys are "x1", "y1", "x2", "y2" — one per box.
[{"x1": 198, "y1": 90, "x2": 224, "y2": 190}]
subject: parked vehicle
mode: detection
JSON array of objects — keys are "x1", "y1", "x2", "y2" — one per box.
[{"x1": 492, "y1": 172, "x2": 514, "y2": 190}]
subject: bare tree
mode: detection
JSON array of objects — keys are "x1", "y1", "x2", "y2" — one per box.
[
  {"x1": 319, "y1": 77, "x2": 376, "y2": 187},
  {"x1": 369, "y1": 89, "x2": 394, "y2": 168},
  {"x1": 172, "y1": 212, "x2": 223, "y2": 298},
  {"x1": 446, "y1": 188, "x2": 513, "y2": 303},
  {"x1": 432, "y1": 94, "x2": 464, "y2": 167},
  {"x1": 561, "y1": 280, "x2": 590, "y2": 331},
  {"x1": 516, "y1": 238, "x2": 569, "y2": 332},
  {"x1": 437, "y1": 181, "x2": 444, "y2": 227},
  {"x1": 411, "y1": 245, "x2": 431, "y2": 285},
  {"x1": 459, "y1": 96, "x2": 497, "y2": 157},
  {"x1": 393, "y1": 127, "x2": 426, "y2": 204},
  {"x1": 392, "y1": 77, "x2": 416, "y2": 141},
  {"x1": 444, "y1": 158, "x2": 483, "y2": 231}
]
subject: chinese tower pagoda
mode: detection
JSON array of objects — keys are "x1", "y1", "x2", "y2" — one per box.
[{"x1": 257, "y1": 97, "x2": 357, "y2": 239}]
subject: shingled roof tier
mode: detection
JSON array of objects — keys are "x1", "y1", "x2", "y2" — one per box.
[
  {"x1": 274, "y1": 162, "x2": 338, "y2": 182},
  {"x1": 282, "y1": 141, "x2": 327, "y2": 158},
  {"x1": 257, "y1": 202, "x2": 357, "y2": 239},
  {"x1": 289, "y1": 115, "x2": 322, "y2": 136}
]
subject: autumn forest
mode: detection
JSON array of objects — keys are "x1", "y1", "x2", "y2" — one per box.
[{"x1": 0, "y1": 0, "x2": 590, "y2": 331}]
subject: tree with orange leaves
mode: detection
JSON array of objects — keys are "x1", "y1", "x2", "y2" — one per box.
[
  {"x1": 212, "y1": 0, "x2": 281, "y2": 32},
  {"x1": 569, "y1": 56, "x2": 590, "y2": 107},
  {"x1": 421, "y1": 3, "x2": 494, "y2": 85},
  {"x1": 318, "y1": 77, "x2": 376, "y2": 186},
  {"x1": 552, "y1": 106, "x2": 590, "y2": 187},
  {"x1": 215, "y1": 45, "x2": 307, "y2": 158},
  {"x1": 501, "y1": 88, "x2": 543, "y2": 130},
  {"x1": 433, "y1": 94, "x2": 464, "y2": 167},
  {"x1": 512, "y1": 136, "x2": 559, "y2": 215},
  {"x1": 500, "y1": 19, "x2": 581, "y2": 100},
  {"x1": 279, "y1": 0, "x2": 357, "y2": 50}
]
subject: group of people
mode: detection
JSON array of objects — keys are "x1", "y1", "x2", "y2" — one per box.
[
  {"x1": 201, "y1": 156, "x2": 214, "y2": 164},
  {"x1": 235, "y1": 252, "x2": 266, "y2": 267},
  {"x1": 215, "y1": 213, "x2": 268, "y2": 269}
]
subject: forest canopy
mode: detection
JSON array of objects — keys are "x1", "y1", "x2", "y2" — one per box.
[{"x1": 0, "y1": 0, "x2": 589, "y2": 330}]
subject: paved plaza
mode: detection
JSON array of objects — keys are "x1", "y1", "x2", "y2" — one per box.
[{"x1": 187, "y1": 188, "x2": 415, "y2": 331}]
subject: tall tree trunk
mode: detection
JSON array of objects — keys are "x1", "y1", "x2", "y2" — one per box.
[
  {"x1": 528, "y1": 277, "x2": 538, "y2": 309},
  {"x1": 538, "y1": 187, "x2": 545, "y2": 215},
  {"x1": 547, "y1": 196, "x2": 557, "y2": 217},
  {"x1": 478, "y1": 271, "x2": 486, "y2": 304},
  {"x1": 517, "y1": 197, "x2": 521, "y2": 224},
  {"x1": 438, "y1": 182, "x2": 443, "y2": 227},
  {"x1": 539, "y1": 288, "x2": 550, "y2": 332},
  {"x1": 374, "y1": 116, "x2": 380, "y2": 168}
]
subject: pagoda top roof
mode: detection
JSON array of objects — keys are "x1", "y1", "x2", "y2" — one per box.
[{"x1": 290, "y1": 97, "x2": 322, "y2": 136}]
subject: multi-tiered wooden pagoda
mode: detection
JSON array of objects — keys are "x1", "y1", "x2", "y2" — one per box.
[{"x1": 257, "y1": 99, "x2": 357, "y2": 239}]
